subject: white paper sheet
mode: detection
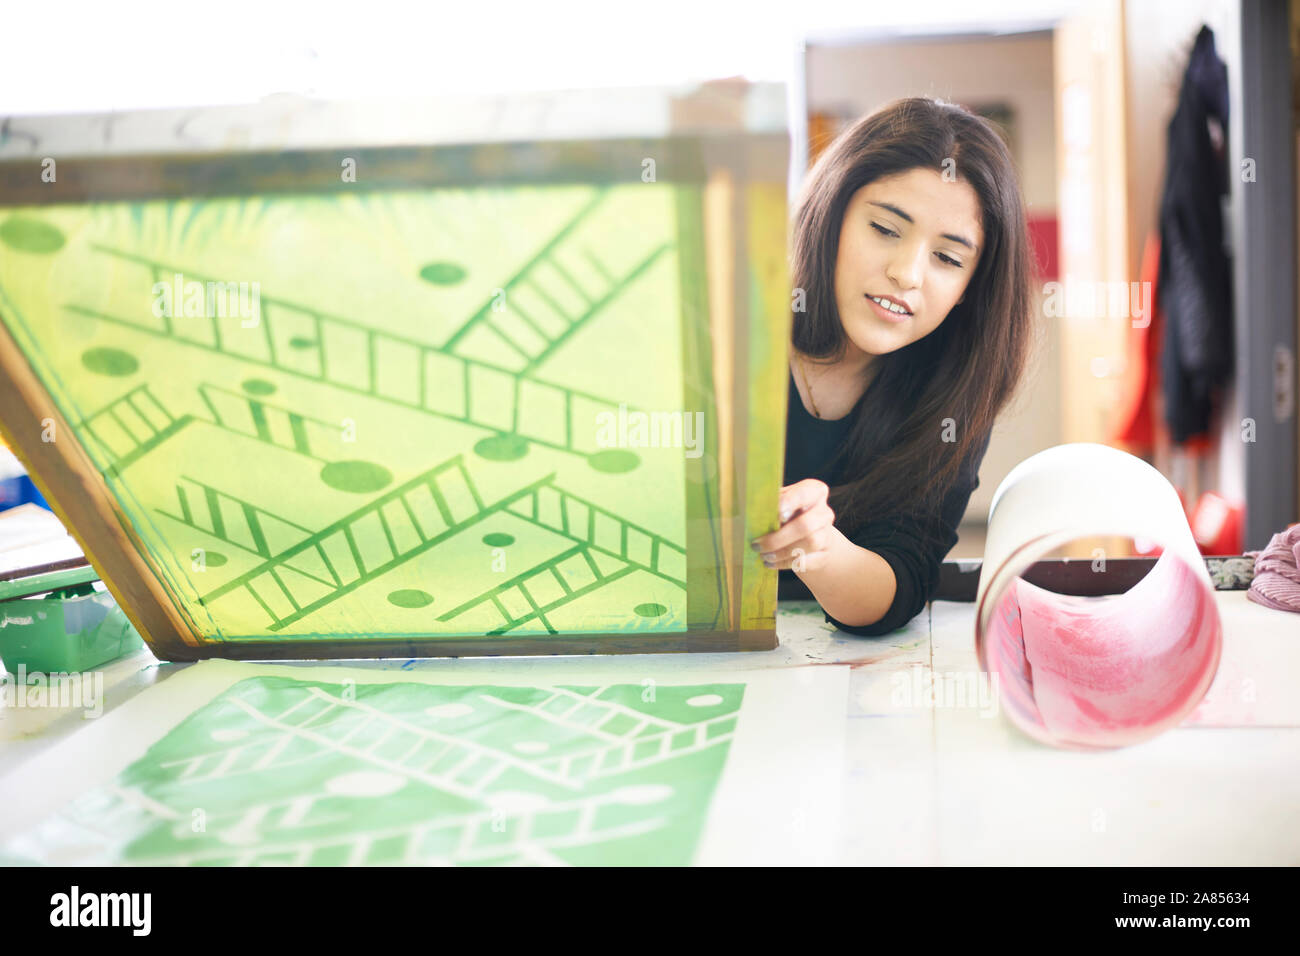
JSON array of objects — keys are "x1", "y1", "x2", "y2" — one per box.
[{"x1": 0, "y1": 658, "x2": 847, "y2": 865}]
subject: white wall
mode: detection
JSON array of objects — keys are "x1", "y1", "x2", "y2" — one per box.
[{"x1": 0, "y1": 1, "x2": 1087, "y2": 117}]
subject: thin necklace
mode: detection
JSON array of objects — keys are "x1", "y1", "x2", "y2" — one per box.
[{"x1": 797, "y1": 354, "x2": 821, "y2": 419}]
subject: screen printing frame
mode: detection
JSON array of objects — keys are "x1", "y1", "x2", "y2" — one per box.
[{"x1": 0, "y1": 91, "x2": 792, "y2": 660}]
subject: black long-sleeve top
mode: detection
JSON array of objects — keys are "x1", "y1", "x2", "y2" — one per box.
[{"x1": 778, "y1": 368, "x2": 991, "y2": 636}]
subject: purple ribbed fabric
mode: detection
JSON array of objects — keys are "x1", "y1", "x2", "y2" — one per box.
[{"x1": 1244, "y1": 525, "x2": 1300, "y2": 613}]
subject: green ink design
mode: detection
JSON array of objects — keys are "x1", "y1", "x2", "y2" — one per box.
[
  {"x1": 2, "y1": 676, "x2": 745, "y2": 865},
  {"x1": 0, "y1": 185, "x2": 705, "y2": 642}
]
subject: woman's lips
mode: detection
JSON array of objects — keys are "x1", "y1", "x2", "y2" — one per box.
[{"x1": 866, "y1": 293, "x2": 912, "y2": 323}]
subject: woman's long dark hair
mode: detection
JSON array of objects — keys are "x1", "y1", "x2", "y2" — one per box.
[{"x1": 790, "y1": 96, "x2": 1037, "y2": 543}]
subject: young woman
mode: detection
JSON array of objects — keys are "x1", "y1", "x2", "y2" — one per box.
[{"x1": 752, "y1": 96, "x2": 1037, "y2": 635}]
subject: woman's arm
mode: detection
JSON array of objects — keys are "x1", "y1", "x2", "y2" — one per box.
[
  {"x1": 758, "y1": 428, "x2": 992, "y2": 635},
  {"x1": 816, "y1": 519, "x2": 947, "y2": 635},
  {"x1": 753, "y1": 478, "x2": 899, "y2": 628},
  {"x1": 793, "y1": 528, "x2": 897, "y2": 628}
]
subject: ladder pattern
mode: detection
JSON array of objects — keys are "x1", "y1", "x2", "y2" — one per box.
[
  {"x1": 0, "y1": 191, "x2": 698, "y2": 647},
  {"x1": 7, "y1": 676, "x2": 743, "y2": 866},
  {"x1": 479, "y1": 686, "x2": 736, "y2": 780},
  {"x1": 123, "y1": 789, "x2": 670, "y2": 866},
  {"x1": 197, "y1": 455, "x2": 549, "y2": 631},
  {"x1": 75, "y1": 243, "x2": 644, "y2": 458},
  {"x1": 189, "y1": 686, "x2": 583, "y2": 797},
  {"x1": 76, "y1": 384, "x2": 195, "y2": 478},
  {"x1": 156, "y1": 476, "x2": 315, "y2": 560},
  {"x1": 432, "y1": 540, "x2": 637, "y2": 634},
  {"x1": 505, "y1": 482, "x2": 687, "y2": 587},
  {"x1": 442, "y1": 194, "x2": 671, "y2": 376},
  {"x1": 195, "y1": 382, "x2": 345, "y2": 461}
]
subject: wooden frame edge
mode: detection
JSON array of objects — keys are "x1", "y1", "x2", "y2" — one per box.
[
  {"x1": 0, "y1": 315, "x2": 202, "y2": 653},
  {"x1": 0, "y1": 136, "x2": 791, "y2": 660},
  {"x1": 158, "y1": 628, "x2": 779, "y2": 662}
]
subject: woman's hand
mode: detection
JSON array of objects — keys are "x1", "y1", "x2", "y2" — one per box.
[{"x1": 750, "y1": 479, "x2": 843, "y2": 573}]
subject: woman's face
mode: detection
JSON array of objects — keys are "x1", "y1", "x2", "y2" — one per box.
[{"x1": 833, "y1": 167, "x2": 984, "y2": 363}]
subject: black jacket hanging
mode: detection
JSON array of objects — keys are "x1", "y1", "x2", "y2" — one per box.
[{"x1": 1156, "y1": 24, "x2": 1234, "y2": 443}]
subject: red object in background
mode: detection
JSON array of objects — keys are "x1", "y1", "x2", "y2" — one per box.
[
  {"x1": 1114, "y1": 233, "x2": 1162, "y2": 450},
  {"x1": 1112, "y1": 233, "x2": 1215, "y2": 454},
  {"x1": 1026, "y1": 215, "x2": 1059, "y2": 282},
  {"x1": 1189, "y1": 491, "x2": 1243, "y2": 555}
]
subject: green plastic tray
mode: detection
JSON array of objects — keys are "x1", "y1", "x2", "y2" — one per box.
[{"x1": 0, "y1": 566, "x2": 145, "y2": 673}]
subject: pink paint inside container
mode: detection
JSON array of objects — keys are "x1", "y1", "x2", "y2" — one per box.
[{"x1": 980, "y1": 546, "x2": 1221, "y2": 749}]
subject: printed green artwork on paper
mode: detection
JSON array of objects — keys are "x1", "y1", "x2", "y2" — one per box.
[
  {"x1": 0, "y1": 185, "x2": 709, "y2": 642},
  {"x1": 1, "y1": 676, "x2": 745, "y2": 865}
]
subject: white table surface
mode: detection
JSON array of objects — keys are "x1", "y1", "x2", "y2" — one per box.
[{"x1": 2, "y1": 591, "x2": 1297, "y2": 865}]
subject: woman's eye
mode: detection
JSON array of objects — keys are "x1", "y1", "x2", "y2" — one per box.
[{"x1": 872, "y1": 222, "x2": 963, "y2": 268}]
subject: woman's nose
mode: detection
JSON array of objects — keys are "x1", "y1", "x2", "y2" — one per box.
[{"x1": 888, "y1": 242, "x2": 926, "y2": 289}]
